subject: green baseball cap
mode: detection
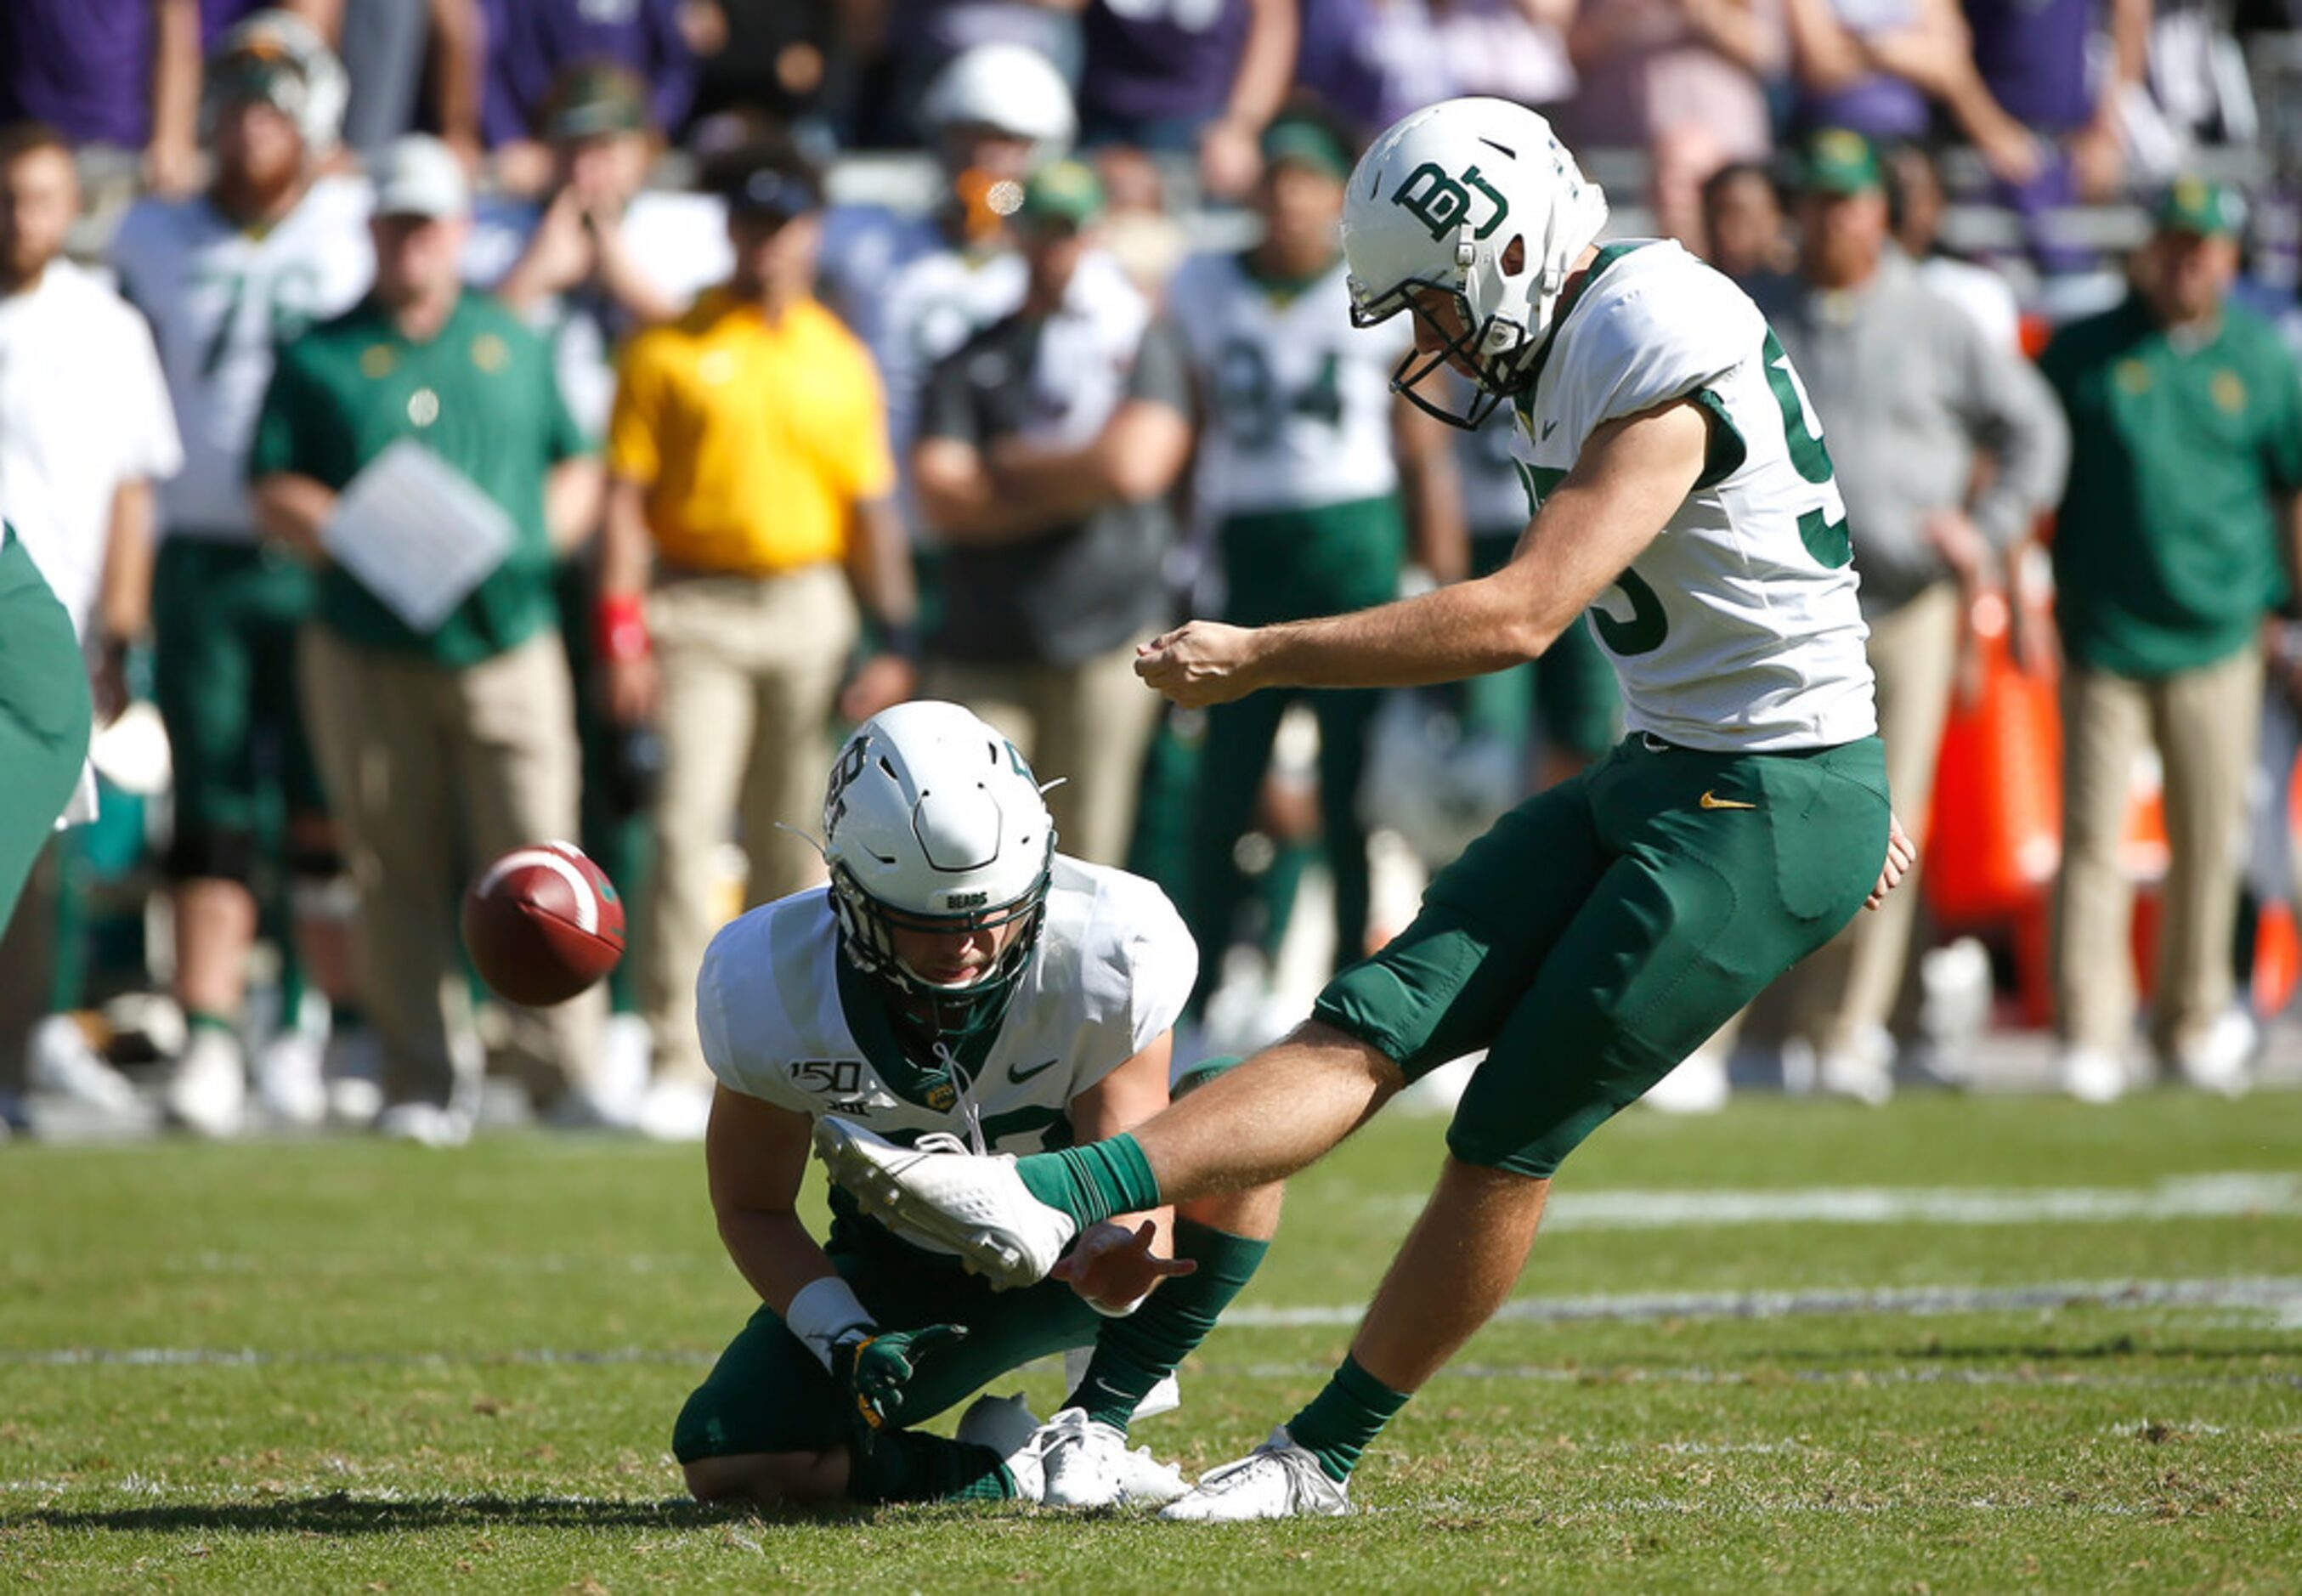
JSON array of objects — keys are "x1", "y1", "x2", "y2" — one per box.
[
  {"x1": 542, "y1": 62, "x2": 651, "y2": 142},
  {"x1": 1260, "y1": 115, "x2": 1352, "y2": 181},
  {"x1": 2155, "y1": 176, "x2": 2245, "y2": 239},
  {"x1": 1800, "y1": 128, "x2": 1882, "y2": 196},
  {"x1": 1018, "y1": 160, "x2": 1104, "y2": 229},
  {"x1": 207, "y1": 50, "x2": 306, "y2": 116}
]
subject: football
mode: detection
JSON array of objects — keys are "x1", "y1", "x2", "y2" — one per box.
[{"x1": 461, "y1": 840, "x2": 625, "y2": 1006}]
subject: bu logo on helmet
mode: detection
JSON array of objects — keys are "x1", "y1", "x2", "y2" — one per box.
[{"x1": 1390, "y1": 161, "x2": 1509, "y2": 242}]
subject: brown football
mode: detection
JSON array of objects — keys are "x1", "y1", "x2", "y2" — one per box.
[{"x1": 461, "y1": 841, "x2": 625, "y2": 1006}]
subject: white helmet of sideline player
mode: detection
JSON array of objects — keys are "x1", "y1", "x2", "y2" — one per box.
[
  {"x1": 1340, "y1": 97, "x2": 1609, "y2": 428},
  {"x1": 203, "y1": 8, "x2": 350, "y2": 156},
  {"x1": 822, "y1": 701, "x2": 1057, "y2": 1038},
  {"x1": 919, "y1": 43, "x2": 1077, "y2": 161}
]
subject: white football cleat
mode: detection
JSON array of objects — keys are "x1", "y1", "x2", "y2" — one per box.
[
  {"x1": 27, "y1": 1016, "x2": 140, "y2": 1114},
  {"x1": 253, "y1": 1029, "x2": 329, "y2": 1127},
  {"x1": 1814, "y1": 1048, "x2": 1893, "y2": 1107},
  {"x1": 635, "y1": 1077, "x2": 712, "y2": 1141},
  {"x1": 811, "y1": 1115, "x2": 1077, "y2": 1289},
  {"x1": 1158, "y1": 1426, "x2": 1349, "y2": 1520},
  {"x1": 376, "y1": 1101, "x2": 472, "y2": 1148},
  {"x1": 165, "y1": 1028, "x2": 246, "y2": 1138},
  {"x1": 2172, "y1": 1010, "x2": 2254, "y2": 1098},
  {"x1": 2057, "y1": 1044, "x2": 2128, "y2": 1104},
  {"x1": 1039, "y1": 1407, "x2": 1191, "y2": 1509},
  {"x1": 1643, "y1": 1047, "x2": 1729, "y2": 1114}
]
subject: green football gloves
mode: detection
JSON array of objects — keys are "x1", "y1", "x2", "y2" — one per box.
[{"x1": 832, "y1": 1323, "x2": 970, "y2": 1429}]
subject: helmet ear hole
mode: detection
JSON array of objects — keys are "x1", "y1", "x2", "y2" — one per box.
[{"x1": 1500, "y1": 234, "x2": 1527, "y2": 277}]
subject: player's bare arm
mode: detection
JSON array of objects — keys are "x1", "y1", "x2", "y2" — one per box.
[
  {"x1": 1135, "y1": 397, "x2": 1711, "y2": 706},
  {"x1": 837, "y1": 495, "x2": 920, "y2": 721},
  {"x1": 1056, "y1": 1031, "x2": 1196, "y2": 1311},
  {"x1": 704, "y1": 1085, "x2": 840, "y2": 1311}
]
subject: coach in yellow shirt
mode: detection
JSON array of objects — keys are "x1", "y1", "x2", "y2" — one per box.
[{"x1": 601, "y1": 143, "x2": 916, "y2": 1137}]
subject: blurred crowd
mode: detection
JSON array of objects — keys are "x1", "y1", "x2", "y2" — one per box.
[{"x1": 3, "y1": 0, "x2": 2301, "y2": 1146}]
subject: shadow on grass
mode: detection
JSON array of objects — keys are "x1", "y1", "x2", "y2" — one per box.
[{"x1": 8, "y1": 1491, "x2": 876, "y2": 1535}]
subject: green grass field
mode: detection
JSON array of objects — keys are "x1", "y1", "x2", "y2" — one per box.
[{"x1": 3, "y1": 1092, "x2": 2299, "y2": 1593}]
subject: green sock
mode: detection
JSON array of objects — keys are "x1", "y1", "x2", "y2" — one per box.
[
  {"x1": 1066, "y1": 1219, "x2": 1270, "y2": 1432},
  {"x1": 844, "y1": 1428, "x2": 1018, "y2": 1503},
  {"x1": 1287, "y1": 1354, "x2": 1410, "y2": 1482},
  {"x1": 185, "y1": 1008, "x2": 237, "y2": 1039},
  {"x1": 1014, "y1": 1135, "x2": 1161, "y2": 1227}
]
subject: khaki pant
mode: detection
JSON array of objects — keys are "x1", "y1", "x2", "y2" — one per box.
[
  {"x1": 643, "y1": 563, "x2": 857, "y2": 1087},
  {"x1": 2053, "y1": 646, "x2": 2264, "y2": 1057},
  {"x1": 925, "y1": 636, "x2": 1162, "y2": 868},
  {"x1": 1777, "y1": 581, "x2": 1963, "y2": 1056},
  {"x1": 302, "y1": 625, "x2": 602, "y2": 1110}
]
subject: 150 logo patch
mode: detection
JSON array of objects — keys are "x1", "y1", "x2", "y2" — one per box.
[{"x1": 789, "y1": 1058, "x2": 864, "y2": 1095}]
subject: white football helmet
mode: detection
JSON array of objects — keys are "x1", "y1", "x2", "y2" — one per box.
[
  {"x1": 822, "y1": 701, "x2": 1057, "y2": 1037},
  {"x1": 1341, "y1": 97, "x2": 1609, "y2": 428},
  {"x1": 919, "y1": 43, "x2": 1077, "y2": 161},
  {"x1": 204, "y1": 8, "x2": 349, "y2": 156}
]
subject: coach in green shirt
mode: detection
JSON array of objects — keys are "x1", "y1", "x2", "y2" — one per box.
[
  {"x1": 249, "y1": 134, "x2": 611, "y2": 1141},
  {"x1": 2038, "y1": 178, "x2": 2302, "y2": 1104}
]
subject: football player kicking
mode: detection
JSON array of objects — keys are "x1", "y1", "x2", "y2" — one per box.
[
  {"x1": 813, "y1": 98, "x2": 1916, "y2": 1518},
  {"x1": 675, "y1": 700, "x2": 1280, "y2": 1510}
]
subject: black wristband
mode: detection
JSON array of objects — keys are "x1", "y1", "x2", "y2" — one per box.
[{"x1": 874, "y1": 620, "x2": 922, "y2": 662}]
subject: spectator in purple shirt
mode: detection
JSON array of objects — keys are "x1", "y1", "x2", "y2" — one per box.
[
  {"x1": 1784, "y1": 0, "x2": 2040, "y2": 184},
  {"x1": 478, "y1": 0, "x2": 696, "y2": 193},
  {"x1": 0, "y1": 0, "x2": 202, "y2": 193},
  {"x1": 1961, "y1": 0, "x2": 2149, "y2": 269},
  {"x1": 1079, "y1": 0, "x2": 1298, "y2": 199}
]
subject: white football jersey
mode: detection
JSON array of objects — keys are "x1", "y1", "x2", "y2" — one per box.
[
  {"x1": 109, "y1": 175, "x2": 373, "y2": 540},
  {"x1": 1169, "y1": 252, "x2": 1411, "y2": 516},
  {"x1": 698, "y1": 857, "x2": 1196, "y2": 1184},
  {"x1": 1512, "y1": 241, "x2": 1876, "y2": 751},
  {"x1": 877, "y1": 242, "x2": 1026, "y2": 513}
]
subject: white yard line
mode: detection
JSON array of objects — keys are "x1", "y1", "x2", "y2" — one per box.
[
  {"x1": 1226, "y1": 1275, "x2": 2302, "y2": 1327},
  {"x1": 1371, "y1": 1172, "x2": 2302, "y2": 1229},
  {"x1": 4, "y1": 1277, "x2": 2298, "y2": 1371}
]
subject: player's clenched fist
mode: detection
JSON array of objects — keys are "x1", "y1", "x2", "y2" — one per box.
[{"x1": 1135, "y1": 621, "x2": 1261, "y2": 707}]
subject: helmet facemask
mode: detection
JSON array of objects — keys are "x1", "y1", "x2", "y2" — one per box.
[{"x1": 828, "y1": 857, "x2": 1051, "y2": 1043}]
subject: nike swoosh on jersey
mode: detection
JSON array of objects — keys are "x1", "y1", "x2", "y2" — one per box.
[
  {"x1": 1541, "y1": 418, "x2": 1559, "y2": 439},
  {"x1": 1008, "y1": 1057, "x2": 1061, "y2": 1084},
  {"x1": 1698, "y1": 790, "x2": 1758, "y2": 811}
]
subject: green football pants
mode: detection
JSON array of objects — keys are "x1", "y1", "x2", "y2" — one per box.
[
  {"x1": 150, "y1": 537, "x2": 326, "y2": 875},
  {"x1": 1186, "y1": 496, "x2": 1405, "y2": 1007},
  {"x1": 1316, "y1": 732, "x2": 1891, "y2": 1176},
  {"x1": 674, "y1": 1220, "x2": 1101, "y2": 1463},
  {"x1": 0, "y1": 528, "x2": 93, "y2": 930}
]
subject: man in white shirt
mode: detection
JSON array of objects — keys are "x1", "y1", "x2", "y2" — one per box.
[{"x1": 0, "y1": 121, "x2": 182, "y2": 1129}]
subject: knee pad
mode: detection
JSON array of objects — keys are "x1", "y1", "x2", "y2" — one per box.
[{"x1": 163, "y1": 826, "x2": 257, "y2": 886}]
